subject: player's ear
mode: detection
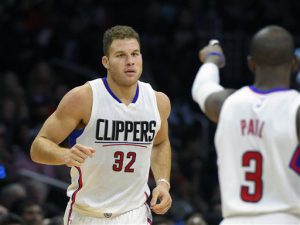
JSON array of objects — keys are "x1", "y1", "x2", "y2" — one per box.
[
  {"x1": 247, "y1": 55, "x2": 256, "y2": 72},
  {"x1": 291, "y1": 55, "x2": 299, "y2": 73},
  {"x1": 102, "y1": 56, "x2": 110, "y2": 70}
]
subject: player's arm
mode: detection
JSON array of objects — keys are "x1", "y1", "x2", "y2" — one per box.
[
  {"x1": 150, "y1": 91, "x2": 172, "y2": 215},
  {"x1": 30, "y1": 84, "x2": 95, "y2": 167},
  {"x1": 192, "y1": 42, "x2": 235, "y2": 123}
]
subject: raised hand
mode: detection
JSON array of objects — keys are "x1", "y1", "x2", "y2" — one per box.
[{"x1": 199, "y1": 39, "x2": 226, "y2": 68}]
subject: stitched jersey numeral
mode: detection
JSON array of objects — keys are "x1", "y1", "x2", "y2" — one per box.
[
  {"x1": 113, "y1": 151, "x2": 136, "y2": 173},
  {"x1": 241, "y1": 151, "x2": 263, "y2": 202}
]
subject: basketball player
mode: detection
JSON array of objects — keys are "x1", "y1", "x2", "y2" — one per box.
[
  {"x1": 30, "y1": 25, "x2": 172, "y2": 225},
  {"x1": 192, "y1": 25, "x2": 300, "y2": 224}
]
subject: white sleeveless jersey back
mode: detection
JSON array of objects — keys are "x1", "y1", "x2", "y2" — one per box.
[
  {"x1": 67, "y1": 78, "x2": 161, "y2": 217},
  {"x1": 215, "y1": 86, "x2": 300, "y2": 218}
]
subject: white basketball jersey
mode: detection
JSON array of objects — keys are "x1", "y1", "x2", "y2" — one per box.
[
  {"x1": 66, "y1": 78, "x2": 161, "y2": 218},
  {"x1": 215, "y1": 86, "x2": 300, "y2": 219}
]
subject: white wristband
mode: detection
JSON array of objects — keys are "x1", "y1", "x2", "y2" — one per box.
[{"x1": 156, "y1": 178, "x2": 171, "y2": 189}]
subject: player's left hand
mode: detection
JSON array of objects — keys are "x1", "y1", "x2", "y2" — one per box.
[{"x1": 150, "y1": 183, "x2": 172, "y2": 215}]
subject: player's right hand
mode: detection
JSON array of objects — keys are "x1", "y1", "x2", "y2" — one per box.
[
  {"x1": 63, "y1": 143, "x2": 95, "y2": 167},
  {"x1": 199, "y1": 41, "x2": 226, "y2": 68}
]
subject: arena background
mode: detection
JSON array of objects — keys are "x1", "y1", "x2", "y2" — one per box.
[{"x1": 0, "y1": 0, "x2": 300, "y2": 224}]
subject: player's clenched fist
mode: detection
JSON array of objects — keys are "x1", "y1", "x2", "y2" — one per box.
[
  {"x1": 199, "y1": 42, "x2": 225, "y2": 68},
  {"x1": 63, "y1": 143, "x2": 95, "y2": 167}
]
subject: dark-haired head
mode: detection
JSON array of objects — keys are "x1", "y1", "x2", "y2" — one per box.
[{"x1": 250, "y1": 25, "x2": 294, "y2": 66}]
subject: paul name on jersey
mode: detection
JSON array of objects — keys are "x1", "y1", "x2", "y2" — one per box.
[
  {"x1": 95, "y1": 118, "x2": 157, "y2": 142},
  {"x1": 240, "y1": 119, "x2": 265, "y2": 138}
]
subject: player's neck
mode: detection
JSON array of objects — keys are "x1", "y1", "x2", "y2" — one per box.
[
  {"x1": 106, "y1": 77, "x2": 138, "y2": 105},
  {"x1": 254, "y1": 72, "x2": 290, "y2": 90}
]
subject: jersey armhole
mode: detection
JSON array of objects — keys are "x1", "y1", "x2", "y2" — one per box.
[
  {"x1": 145, "y1": 83, "x2": 162, "y2": 132},
  {"x1": 289, "y1": 96, "x2": 300, "y2": 144},
  {"x1": 83, "y1": 80, "x2": 97, "y2": 131}
]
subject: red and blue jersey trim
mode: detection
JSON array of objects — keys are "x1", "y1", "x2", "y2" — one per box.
[
  {"x1": 102, "y1": 77, "x2": 139, "y2": 103},
  {"x1": 67, "y1": 166, "x2": 83, "y2": 225},
  {"x1": 66, "y1": 129, "x2": 84, "y2": 225},
  {"x1": 289, "y1": 146, "x2": 300, "y2": 176},
  {"x1": 68, "y1": 129, "x2": 84, "y2": 147}
]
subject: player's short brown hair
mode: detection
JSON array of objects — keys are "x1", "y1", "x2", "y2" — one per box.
[{"x1": 103, "y1": 25, "x2": 140, "y2": 56}]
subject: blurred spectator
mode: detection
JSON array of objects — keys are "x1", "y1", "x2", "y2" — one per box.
[
  {"x1": 0, "y1": 213, "x2": 25, "y2": 225},
  {"x1": 0, "y1": 183, "x2": 27, "y2": 210},
  {"x1": 0, "y1": 97, "x2": 18, "y2": 145},
  {"x1": 186, "y1": 213, "x2": 207, "y2": 225},
  {"x1": 11, "y1": 198, "x2": 44, "y2": 225},
  {"x1": 154, "y1": 219, "x2": 174, "y2": 225},
  {"x1": 0, "y1": 205, "x2": 8, "y2": 218},
  {"x1": 22, "y1": 180, "x2": 49, "y2": 206},
  {"x1": 0, "y1": 124, "x2": 11, "y2": 175},
  {"x1": 45, "y1": 216, "x2": 63, "y2": 225}
]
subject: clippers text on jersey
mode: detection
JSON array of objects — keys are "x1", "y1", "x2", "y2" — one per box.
[{"x1": 95, "y1": 119, "x2": 157, "y2": 142}]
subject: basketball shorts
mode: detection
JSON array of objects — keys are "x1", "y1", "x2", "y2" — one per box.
[{"x1": 64, "y1": 203, "x2": 152, "y2": 225}]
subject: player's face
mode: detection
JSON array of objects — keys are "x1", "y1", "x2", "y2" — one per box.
[{"x1": 102, "y1": 38, "x2": 142, "y2": 87}]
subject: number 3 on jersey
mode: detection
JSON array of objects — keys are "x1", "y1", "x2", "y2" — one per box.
[
  {"x1": 113, "y1": 151, "x2": 136, "y2": 173},
  {"x1": 241, "y1": 151, "x2": 263, "y2": 202}
]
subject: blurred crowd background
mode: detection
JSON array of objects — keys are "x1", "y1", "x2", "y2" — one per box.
[{"x1": 1, "y1": 0, "x2": 300, "y2": 225}]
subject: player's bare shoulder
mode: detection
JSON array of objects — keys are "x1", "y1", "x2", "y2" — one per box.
[
  {"x1": 55, "y1": 83, "x2": 93, "y2": 125},
  {"x1": 155, "y1": 91, "x2": 171, "y2": 120}
]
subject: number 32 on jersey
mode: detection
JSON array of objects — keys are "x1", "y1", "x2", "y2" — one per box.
[{"x1": 112, "y1": 151, "x2": 136, "y2": 173}]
